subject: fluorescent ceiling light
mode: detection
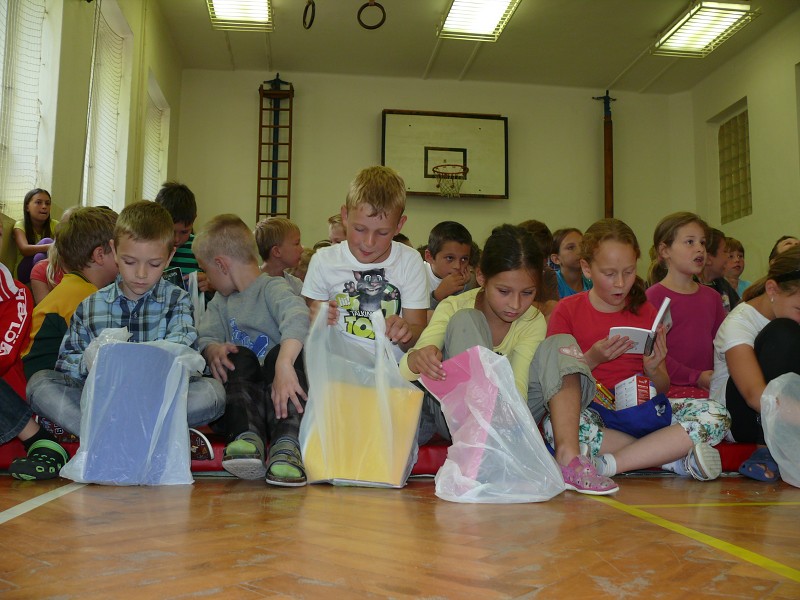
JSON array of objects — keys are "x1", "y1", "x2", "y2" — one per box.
[
  {"x1": 652, "y1": 1, "x2": 759, "y2": 58},
  {"x1": 438, "y1": 0, "x2": 522, "y2": 42},
  {"x1": 206, "y1": 0, "x2": 273, "y2": 32}
]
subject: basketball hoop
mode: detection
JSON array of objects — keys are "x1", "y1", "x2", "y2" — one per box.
[{"x1": 432, "y1": 164, "x2": 468, "y2": 198}]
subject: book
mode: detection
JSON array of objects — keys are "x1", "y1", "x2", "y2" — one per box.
[
  {"x1": 162, "y1": 266, "x2": 187, "y2": 291},
  {"x1": 609, "y1": 297, "x2": 672, "y2": 355}
]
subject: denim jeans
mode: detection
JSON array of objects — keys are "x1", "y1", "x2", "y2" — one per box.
[
  {"x1": 28, "y1": 369, "x2": 225, "y2": 436},
  {"x1": 0, "y1": 379, "x2": 34, "y2": 445}
]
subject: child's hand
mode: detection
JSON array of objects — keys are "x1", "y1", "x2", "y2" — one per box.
[
  {"x1": 271, "y1": 361, "x2": 307, "y2": 419},
  {"x1": 310, "y1": 300, "x2": 339, "y2": 326},
  {"x1": 434, "y1": 270, "x2": 468, "y2": 301},
  {"x1": 385, "y1": 315, "x2": 412, "y2": 345},
  {"x1": 586, "y1": 335, "x2": 633, "y2": 369},
  {"x1": 697, "y1": 369, "x2": 713, "y2": 390},
  {"x1": 203, "y1": 343, "x2": 238, "y2": 383},
  {"x1": 196, "y1": 271, "x2": 213, "y2": 293},
  {"x1": 407, "y1": 345, "x2": 445, "y2": 380},
  {"x1": 643, "y1": 325, "x2": 667, "y2": 375}
]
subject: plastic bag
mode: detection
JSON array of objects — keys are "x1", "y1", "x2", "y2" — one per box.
[
  {"x1": 422, "y1": 346, "x2": 565, "y2": 503},
  {"x1": 60, "y1": 341, "x2": 204, "y2": 486},
  {"x1": 761, "y1": 372, "x2": 800, "y2": 488},
  {"x1": 299, "y1": 305, "x2": 424, "y2": 487},
  {"x1": 187, "y1": 271, "x2": 206, "y2": 324}
]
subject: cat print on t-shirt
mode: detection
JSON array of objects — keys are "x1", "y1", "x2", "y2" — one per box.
[{"x1": 335, "y1": 268, "x2": 401, "y2": 340}]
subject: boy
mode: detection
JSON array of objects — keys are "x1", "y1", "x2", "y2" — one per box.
[
  {"x1": 194, "y1": 215, "x2": 310, "y2": 485},
  {"x1": 1, "y1": 262, "x2": 69, "y2": 480},
  {"x1": 703, "y1": 228, "x2": 740, "y2": 312},
  {"x1": 302, "y1": 166, "x2": 428, "y2": 359},
  {"x1": 22, "y1": 207, "x2": 119, "y2": 379},
  {"x1": 424, "y1": 221, "x2": 473, "y2": 311},
  {"x1": 724, "y1": 237, "x2": 750, "y2": 297},
  {"x1": 327, "y1": 213, "x2": 346, "y2": 244},
  {"x1": 155, "y1": 181, "x2": 210, "y2": 292},
  {"x1": 253, "y1": 217, "x2": 304, "y2": 295},
  {"x1": 27, "y1": 201, "x2": 225, "y2": 436}
]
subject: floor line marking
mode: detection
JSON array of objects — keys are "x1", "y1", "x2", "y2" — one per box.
[
  {"x1": 0, "y1": 482, "x2": 86, "y2": 526},
  {"x1": 629, "y1": 501, "x2": 800, "y2": 509},
  {"x1": 593, "y1": 496, "x2": 800, "y2": 583}
]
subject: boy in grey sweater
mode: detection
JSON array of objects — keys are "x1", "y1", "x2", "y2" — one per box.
[{"x1": 193, "y1": 215, "x2": 310, "y2": 486}]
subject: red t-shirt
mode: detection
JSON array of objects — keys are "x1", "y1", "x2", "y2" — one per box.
[
  {"x1": 0, "y1": 264, "x2": 32, "y2": 398},
  {"x1": 547, "y1": 291, "x2": 658, "y2": 390}
]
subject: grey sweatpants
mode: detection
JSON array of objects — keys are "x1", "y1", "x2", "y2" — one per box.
[{"x1": 417, "y1": 308, "x2": 595, "y2": 444}]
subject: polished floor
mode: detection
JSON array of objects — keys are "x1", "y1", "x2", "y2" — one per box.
[{"x1": 0, "y1": 473, "x2": 798, "y2": 599}]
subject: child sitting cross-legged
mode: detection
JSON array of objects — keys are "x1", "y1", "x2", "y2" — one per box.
[
  {"x1": 27, "y1": 201, "x2": 225, "y2": 436},
  {"x1": 253, "y1": 217, "x2": 305, "y2": 295},
  {"x1": 194, "y1": 215, "x2": 311, "y2": 486}
]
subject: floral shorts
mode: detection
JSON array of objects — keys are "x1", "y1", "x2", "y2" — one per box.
[{"x1": 543, "y1": 398, "x2": 731, "y2": 457}]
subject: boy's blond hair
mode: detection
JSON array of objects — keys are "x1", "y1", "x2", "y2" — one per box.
[
  {"x1": 193, "y1": 214, "x2": 259, "y2": 265},
  {"x1": 114, "y1": 201, "x2": 174, "y2": 254},
  {"x1": 253, "y1": 217, "x2": 300, "y2": 262},
  {"x1": 327, "y1": 213, "x2": 343, "y2": 227},
  {"x1": 345, "y1": 166, "x2": 406, "y2": 217},
  {"x1": 56, "y1": 207, "x2": 118, "y2": 272}
]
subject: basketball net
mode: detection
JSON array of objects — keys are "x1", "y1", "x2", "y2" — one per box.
[{"x1": 433, "y1": 164, "x2": 468, "y2": 198}]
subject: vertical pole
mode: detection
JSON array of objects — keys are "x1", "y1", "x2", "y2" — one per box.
[{"x1": 593, "y1": 90, "x2": 616, "y2": 218}]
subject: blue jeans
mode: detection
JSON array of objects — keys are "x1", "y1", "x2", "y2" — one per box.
[
  {"x1": 28, "y1": 369, "x2": 225, "y2": 436},
  {"x1": 0, "y1": 379, "x2": 34, "y2": 445}
]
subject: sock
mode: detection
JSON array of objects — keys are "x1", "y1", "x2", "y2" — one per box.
[
  {"x1": 594, "y1": 453, "x2": 617, "y2": 477},
  {"x1": 21, "y1": 426, "x2": 56, "y2": 452},
  {"x1": 267, "y1": 438, "x2": 303, "y2": 479},
  {"x1": 662, "y1": 458, "x2": 689, "y2": 476}
]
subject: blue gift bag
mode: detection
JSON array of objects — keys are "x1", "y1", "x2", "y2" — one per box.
[{"x1": 591, "y1": 394, "x2": 673, "y2": 439}]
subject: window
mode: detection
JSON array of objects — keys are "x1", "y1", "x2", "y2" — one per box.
[
  {"x1": 718, "y1": 109, "x2": 752, "y2": 224},
  {"x1": 0, "y1": 0, "x2": 46, "y2": 219},
  {"x1": 141, "y1": 73, "x2": 169, "y2": 201},
  {"x1": 81, "y1": 0, "x2": 132, "y2": 211}
]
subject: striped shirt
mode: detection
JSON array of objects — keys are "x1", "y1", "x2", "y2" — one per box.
[
  {"x1": 56, "y1": 275, "x2": 196, "y2": 381},
  {"x1": 171, "y1": 233, "x2": 200, "y2": 274}
]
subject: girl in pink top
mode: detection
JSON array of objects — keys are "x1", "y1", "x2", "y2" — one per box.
[{"x1": 548, "y1": 219, "x2": 730, "y2": 481}]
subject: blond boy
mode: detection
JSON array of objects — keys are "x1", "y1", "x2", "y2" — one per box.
[
  {"x1": 327, "y1": 213, "x2": 346, "y2": 244},
  {"x1": 302, "y1": 166, "x2": 428, "y2": 359},
  {"x1": 253, "y1": 217, "x2": 304, "y2": 295},
  {"x1": 194, "y1": 215, "x2": 310, "y2": 485},
  {"x1": 27, "y1": 201, "x2": 225, "y2": 435}
]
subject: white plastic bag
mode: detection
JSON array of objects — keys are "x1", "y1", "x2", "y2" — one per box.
[
  {"x1": 761, "y1": 372, "x2": 800, "y2": 488},
  {"x1": 60, "y1": 341, "x2": 203, "y2": 486},
  {"x1": 423, "y1": 346, "x2": 565, "y2": 503},
  {"x1": 187, "y1": 271, "x2": 206, "y2": 324},
  {"x1": 299, "y1": 304, "x2": 424, "y2": 487}
]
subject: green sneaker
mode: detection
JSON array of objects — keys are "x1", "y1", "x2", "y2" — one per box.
[
  {"x1": 222, "y1": 432, "x2": 266, "y2": 480},
  {"x1": 9, "y1": 439, "x2": 69, "y2": 481}
]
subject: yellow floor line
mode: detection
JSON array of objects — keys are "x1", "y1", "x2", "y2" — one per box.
[
  {"x1": 629, "y1": 501, "x2": 800, "y2": 509},
  {"x1": 593, "y1": 496, "x2": 800, "y2": 583},
  {"x1": 0, "y1": 482, "x2": 85, "y2": 526}
]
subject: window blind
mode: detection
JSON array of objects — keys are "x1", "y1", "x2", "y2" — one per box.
[{"x1": 142, "y1": 93, "x2": 165, "y2": 201}]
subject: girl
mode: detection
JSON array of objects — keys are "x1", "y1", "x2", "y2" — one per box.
[
  {"x1": 710, "y1": 247, "x2": 800, "y2": 481},
  {"x1": 400, "y1": 224, "x2": 618, "y2": 495},
  {"x1": 550, "y1": 228, "x2": 592, "y2": 298},
  {"x1": 768, "y1": 235, "x2": 799, "y2": 263},
  {"x1": 646, "y1": 212, "x2": 726, "y2": 392},
  {"x1": 13, "y1": 189, "x2": 58, "y2": 284},
  {"x1": 548, "y1": 219, "x2": 730, "y2": 481}
]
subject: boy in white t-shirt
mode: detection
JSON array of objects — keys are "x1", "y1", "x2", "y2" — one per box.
[
  {"x1": 424, "y1": 221, "x2": 473, "y2": 312},
  {"x1": 302, "y1": 166, "x2": 428, "y2": 360}
]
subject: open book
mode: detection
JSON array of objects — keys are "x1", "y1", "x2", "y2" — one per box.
[{"x1": 610, "y1": 297, "x2": 672, "y2": 355}]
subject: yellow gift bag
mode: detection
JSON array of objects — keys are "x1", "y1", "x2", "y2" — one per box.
[{"x1": 299, "y1": 305, "x2": 423, "y2": 487}]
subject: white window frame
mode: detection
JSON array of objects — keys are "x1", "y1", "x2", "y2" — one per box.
[
  {"x1": 81, "y1": 0, "x2": 133, "y2": 212},
  {"x1": 141, "y1": 71, "x2": 170, "y2": 201}
]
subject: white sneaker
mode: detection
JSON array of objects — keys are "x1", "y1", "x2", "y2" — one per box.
[{"x1": 683, "y1": 444, "x2": 721, "y2": 481}]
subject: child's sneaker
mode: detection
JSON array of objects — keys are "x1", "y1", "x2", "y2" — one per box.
[
  {"x1": 561, "y1": 455, "x2": 619, "y2": 495},
  {"x1": 189, "y1": 428, "x2": 214, "y2": 461},
  {"x1": 9, "y1": 439, "x2": 69, "y2": 481},
  {"x1": 664, "y1": 443, "x2": 721, "y2": 481},
  {"x1": 265, "y1": 437, "x2": 306, "y2": 487},
  {"x1": 222, "y1": 432, "x2": 266, "y2": 480}
]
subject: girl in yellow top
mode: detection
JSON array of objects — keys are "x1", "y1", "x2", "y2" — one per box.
[
  {"x1": 14, "y1": 189, "x2": 58, "y2": 284},
  {"x1": 400, "y1": 224, "x2": 617, "y2": 495}
]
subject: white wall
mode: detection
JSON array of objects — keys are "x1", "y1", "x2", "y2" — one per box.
[
  {"x1": 178, "y1": 71, "x2": 682, "y2": 259},
  {"x1": 691, "y1": 11, "x2": 800, "y2": 279}
]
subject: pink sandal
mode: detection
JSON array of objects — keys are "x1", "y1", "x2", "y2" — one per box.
[{"x1": 561, "y1": 455, "x2": 619, "y2": 495}]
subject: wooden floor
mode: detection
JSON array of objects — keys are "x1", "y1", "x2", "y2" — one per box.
[{"x1": 0, "y1": 473, "x2": 798, "y2": 599}]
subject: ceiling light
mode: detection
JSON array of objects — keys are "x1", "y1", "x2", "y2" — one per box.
[
  {"x1": 652, "y1": 1, "x2": 759, "y2": 58},
  {"x1": 206, "y1": 0, "x2": 273, "y2": 32},
  {"x1": 437, "y1": 0, "x2": 522, "y2": 42}
]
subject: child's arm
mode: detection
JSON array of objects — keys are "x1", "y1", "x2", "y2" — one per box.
[
  {"x1": 432, "y1": 269, "x2": 469, "y2": 303},
  {"x1": 405, "y1": 345, "x2": 445, "y2": 380},
  {"x1": 725, "y1": 344, "x2": 766, "y2": 411},
  {"x1": 56, "y1": 304, "x2": 95, "y2": 380},
  {"x1": 643, "y1": 324, "x2": 670, "y2": 394},
  {"x1": 306, "y1": 297, "x2": 339, "y2": 326},
  {"x1": 399, "y1": 301, "x2": 455, "y2": 381},
  {"x1": 271, "y1": 338, "x2": 306, "y2": 419},
  {"x1": 584, "y1": 336, "x2": 635, "y2": 370},
  {"x1": 202, "y1": 342, "x2": 239, "y2": 383},
  {"x1": 386, "y1": 308, "x2": 426, "y2": 351},
  {"x1": 12, "y1": 227, "x2": 50, "y2": 257},
  {"x1": 163, "y1": 291, "x2": 198, "y2": 347}
]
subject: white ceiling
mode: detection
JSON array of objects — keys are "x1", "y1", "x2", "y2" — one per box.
[{"x1": 158, "y1": 0, "x2": 800, "y2": 93}]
